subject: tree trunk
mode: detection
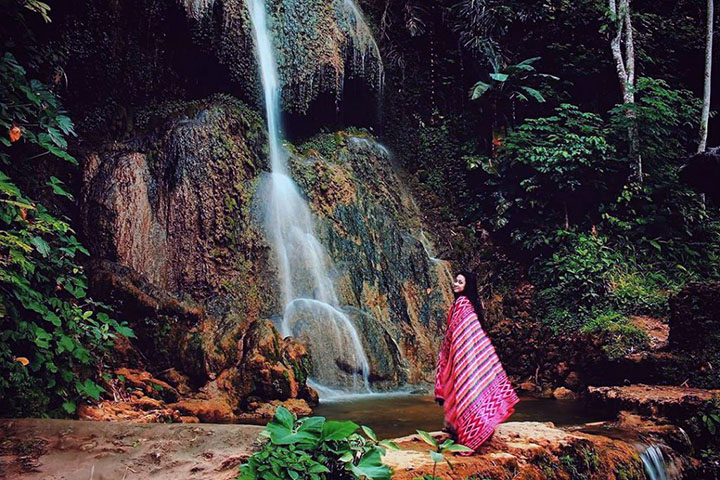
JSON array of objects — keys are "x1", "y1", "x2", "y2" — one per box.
[
  {"x1": 698, "y1": 0, "x2": 714, "y2": 154},
  {"x1": 608, "y1": 0, "x2": 641, "y2": 181}
]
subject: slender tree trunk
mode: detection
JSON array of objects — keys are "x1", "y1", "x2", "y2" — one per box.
[
  {"x1": 609, "y1": 0, "x2": 642, "y2": 181},
  {"x1": 699, "y1": 0, "x2": 714, "y2": 154}
]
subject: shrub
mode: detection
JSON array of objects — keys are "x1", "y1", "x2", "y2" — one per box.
[
  {"x1": 238, "y1": 406, "x2": 397, "y2": 480},
  {"x1": 0, "y1": 52, "x2": 132, "y2": 416},
  {"x1": 581, "y1": 310, "x2": 649, "y2": 360}
]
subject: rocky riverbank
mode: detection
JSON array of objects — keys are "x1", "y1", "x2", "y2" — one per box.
[{"x1": 0, "y1": 414, "x2": 698, "y2": 479}]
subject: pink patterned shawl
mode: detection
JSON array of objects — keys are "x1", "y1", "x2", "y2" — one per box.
[{"x1": 435, "y1": 296, "x2": 518, "y2": 451}]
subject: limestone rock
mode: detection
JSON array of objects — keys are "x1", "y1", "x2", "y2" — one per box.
[
  {"x1": 552, "y1": 387, "x2": 576, "y2": 400},
  {"x1": 114, "y1": 368, "x2": 179, "y2": 403},
  {"x1": 238, "y1": 320, "x2": 312, "y2": 402},
  {"x1": 588, "y1": 384, "x2": 720, "y2": 415},
  {"x1": 168, "y1": 399, "x2": 235, "y2": 423},
  {"x1": 385, "y1": 420, "x2": 688, "y2": 480}
]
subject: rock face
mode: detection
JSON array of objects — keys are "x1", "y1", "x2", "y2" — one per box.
[
  {"x1": 79, "y1": 97, "x2": 452, "y2": 412},
  {"x1": 290, "y1": 133, "x2": 454, "y2": 386},
  {"x1": 588, "y1": 385, "x2": 720, "y2": 422},
  {"x1": 181, "y1": 0, "x2": 383, "y2": 113}
]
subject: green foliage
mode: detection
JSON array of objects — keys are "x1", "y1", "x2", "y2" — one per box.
[
  {"x1": 535, "y1": 232, "x2": 621, "y2": 332},
  {"x1": 606, "y1": 270, "x2": 673, "y2": 318},
  {"x1": 581, "y1": 310, "x2": 649, "y2": 360},
  {"x1": 482, "y1": 104, "x2": 618, "y2": 252},
  {"x1": 470, "y1": 56, "x2": 556, "y2": 104},
  {"x1": 238, "y1": 407, "x2": 397, "y2": 480},
  {"x1": 412, "y1": 430, "x2": 473, "y2": 480},
  {"x1": 470, "y1": 56, "x2": 558, "y2": 132},
  {"x1": 0, "y1": 52, "x2": 132, "y2": 416}
]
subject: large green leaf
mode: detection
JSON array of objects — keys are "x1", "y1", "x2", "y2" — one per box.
[
  {"x1": 519, "y1": 86, "x2": 546, "y2": 103},
  {"x1": 322, "y1": 420, "x2": 359, "y2": 441},
  {"x1": 349, "y1": 450, "x2": 392, "y2": 480},
  {"x1": 30, "y1": 236, "x2": 50, "y2": 257},
  {"x1": 416, "y1": 430, "x2": 438, "y2": 448},
  {"x1": 470, "y1": 81, "x2": 491, "y2": 100},
  {"x1": 362, "y1": 425, "x2": 378, "y2": 442},
  {"x1": 490, "y1": 73, "x2": 509, "y2": 82}
]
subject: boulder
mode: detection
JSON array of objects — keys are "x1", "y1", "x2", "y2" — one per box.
[
  {"x1": 168, "y1": 399, "x2": 235, "y2": 424},
  {"x1": 114, "y1": 368, "x2": 179, "y2": 403},
  {"x1": 238, "y1": 320, "x2": 314, "y2": 402},
  {"x1": 552, "y1": 387, "x2": 576, "y2": 400}
]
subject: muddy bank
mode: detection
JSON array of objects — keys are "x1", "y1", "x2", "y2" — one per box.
[{"x1": 0, "y1": 419, "x2": 262, "y2": 480}]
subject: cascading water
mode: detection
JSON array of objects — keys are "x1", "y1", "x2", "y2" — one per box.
[
  {"x1": 639, "y1": 444, "x2": 675, "y2": 480},
  {"x1": 246, "y1": 0, "x2": 371, "y2": 394}
]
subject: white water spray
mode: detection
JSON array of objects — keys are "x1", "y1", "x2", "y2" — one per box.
[
  {"x1": 246, "y1": 0, "x2": 371, "y2": 394},
  {"x1": 639, "y1": 444, "x2": 674, "y2": 480}
]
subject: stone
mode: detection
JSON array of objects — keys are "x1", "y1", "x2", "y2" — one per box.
[
  {"x1": 78, "y1": 401, "x2": 178, "y2": 423},
  {"x1": 158, "y1": 368, "x2": 192, "y2": 396},
  {"x1": 384, "y1": 419, "x2": 689, "y2": 480},
  {"x1": 168, "y1": 399, "x2": 235, "y2": 424},
  {"x1": 517, "y1": 381, "x2": 537, "y2": 394},
  {"x1": 552, "y1": 387, "x2": 576, "y2": 400},
  {"x1": 238, "y1": 320, "x2": 310, "y2": 401},
  {"x1": 114, "y1": 368, "x2": 179, "y2": 403},
  {"x1": 587, "y1": 384, "x2": 720, "y2": 422}
]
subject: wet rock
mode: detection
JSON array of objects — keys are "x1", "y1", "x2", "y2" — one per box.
[
  {"x1": 587, "y1": 384, "x2": 720, "y2": 421},
  {"x1": 552, "y1": 387, "x2": 576, "y2": 400},
  {"x1": 81, "y1": 100, "x2": 451, "y2": 399},
  {"x1": 564, "y1": 371, "x2": 581, "y2": 390},
  {"x1": 158, "y1": 368, "x2": 192, "y2": 396},
  {"x1": 114, "y1": 368, "x2": 179, "y2": 403},
  {"x1": 238, "y1": 320, "x2": 312, "y2": 402},
  {"x1": 291, "y1": 134, "x2": 454, "y2": 387},
  {"x1": 517, "y1": 381, "x2": 538, "y2": 394},
  {"x1": 168, "y1": 399, "x2": 235, "y2": 424},
  {"x1": 385, "y1": 420, "x2": 688, "y2": 480},
  {"x1": 237, "y1": 399, "x2": 313, "y2": 423}
]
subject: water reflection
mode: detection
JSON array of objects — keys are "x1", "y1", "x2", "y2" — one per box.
[{"x1": 313, "y1": 395, "x2": 610, "y2": 439}]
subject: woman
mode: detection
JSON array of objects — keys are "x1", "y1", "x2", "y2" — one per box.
[{"x1": 435, "y1": 271, "x2": 518, "y2": 451}]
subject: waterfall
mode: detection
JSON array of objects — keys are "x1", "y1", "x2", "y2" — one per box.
[
  {"x1": 246, "y1": 0, "x2": 371, "y2": 394},
  {"x1": 639, "y1": 444, "x2": 675, "y2": 480}
]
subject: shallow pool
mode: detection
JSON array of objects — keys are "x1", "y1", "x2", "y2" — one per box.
[{"x1": 313, "y1": 394, "x2": 609, "y2": 439}]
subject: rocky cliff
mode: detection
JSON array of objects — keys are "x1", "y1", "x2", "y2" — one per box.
[{"x1": 79, "y1": 95, "x2": 451, "y2": 416}]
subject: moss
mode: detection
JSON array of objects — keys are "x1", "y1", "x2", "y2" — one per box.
[{"x1": 581, "y1": 310, "x2": 649, "y2": 360}]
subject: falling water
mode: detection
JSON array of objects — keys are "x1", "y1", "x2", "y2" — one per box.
[
  {"x1": 640, "y1": 444, "x2": 673, "y2": 480},
  {"x1": 246, "y1": 0, "x2": 371, "y2": 393}
]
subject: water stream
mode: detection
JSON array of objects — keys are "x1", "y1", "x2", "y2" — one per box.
[
  {"x1": 246, "y1": 0, "x2": 372, "y2": 394},
  {"x1": 640, "y1": 444, "x2": 675, "y2": 480}
]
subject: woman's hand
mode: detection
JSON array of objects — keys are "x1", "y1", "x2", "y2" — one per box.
[{"x1": 435, "y1": 397, "x2": 444, "y2": 407}]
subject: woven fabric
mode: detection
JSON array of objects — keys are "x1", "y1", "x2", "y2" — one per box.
[{"x1": 435, "y1": 296, "x2": 519, "y2": 451}]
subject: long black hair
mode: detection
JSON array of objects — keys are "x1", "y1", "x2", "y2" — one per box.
[{"x1": 454, "y1": 270, "x2": 483, "y2": 319}]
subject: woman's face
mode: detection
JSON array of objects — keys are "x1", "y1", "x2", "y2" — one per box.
[{"x1": 452, "y1": 274, "x2": 466, "y2": 294}]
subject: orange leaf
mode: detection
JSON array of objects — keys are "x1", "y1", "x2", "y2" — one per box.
[
  {"x1": 15, "y1": 357, "x2": 30, "y2": 367},
  {"x1": 9, "y1": 125, "x2": 22, "y2": 142}
]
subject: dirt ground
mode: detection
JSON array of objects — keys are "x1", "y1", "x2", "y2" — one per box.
[{"x1": 0, "y1": 419, "x2": 263, "y2": 480}]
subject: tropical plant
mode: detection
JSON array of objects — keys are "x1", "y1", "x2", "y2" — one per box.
[
  {"x1": 238, "y1": 406, "x2": 398, "y2": 480},
  {"x1": 412, "y1": 430, "x2": 473, "y2": 480},
  {"x1": 478, "y1": 104, "x2": 619, "y2": 253},
  {"x1": 470, "y1": 56, "x2": 557, "y2": 136},
  {"x1": 0, "y1": 50, "x2": 133, "y2": 416}
]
